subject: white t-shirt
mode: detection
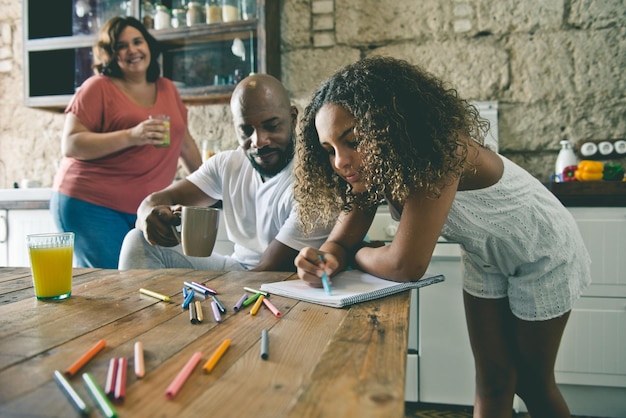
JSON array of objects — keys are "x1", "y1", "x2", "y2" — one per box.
[{"x1": 187, "y1": 148, "x2": 328, "y2": 268}]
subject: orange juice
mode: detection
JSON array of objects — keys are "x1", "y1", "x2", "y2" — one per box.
[
  {"x1": 150, "y1": 114, "x2": 171, "y2": 148},
  {"x1": 155, "y1": 119, "x2": 170, "y2": 147},
  {"x1": 203, "y1": 150, "x2": 216, "y2": 161},
  {"x1": 29, "y1": 245, "x2": 73, "y2": 300}
]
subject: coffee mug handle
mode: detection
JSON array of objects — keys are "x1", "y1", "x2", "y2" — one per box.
[{"x1": 170, "y1": 210, "x2": 182, "y2": 244}]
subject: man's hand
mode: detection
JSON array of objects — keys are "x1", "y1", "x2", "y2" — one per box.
[{"x1": 142, "y1": 205, "x2": 182, "y2": 247}]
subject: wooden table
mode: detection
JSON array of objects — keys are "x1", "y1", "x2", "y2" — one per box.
[{"x1": 0, "y1": 268, "x2": 412, "y2": 418}]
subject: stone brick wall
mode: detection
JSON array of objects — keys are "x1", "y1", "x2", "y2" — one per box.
[{"x1": 0, "y1": 0, "x2": 624, "y2": 188}]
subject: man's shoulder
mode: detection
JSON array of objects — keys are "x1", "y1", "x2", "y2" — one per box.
[{"x1": 215, "y1": 148, "x2": 247, "y2": 167}]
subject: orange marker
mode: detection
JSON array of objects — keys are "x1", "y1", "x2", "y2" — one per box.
[
  {"x1": 203, "y1": 339, "x2": 231, "y2": 373},
  {"x1": 134, "y1": 342, "x2": 145, "y2": 378},
  {"x1": 65, "y1": 339, "x2": 106, "y2": 377},
  {"x1": 250, "y1": 294, "x2": 264, "y2": 315}
]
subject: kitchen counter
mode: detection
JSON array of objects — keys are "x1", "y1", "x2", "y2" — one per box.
[
  {"x1": 548, "y1": 181, "x2": 626, "y2": 206},
  {"x1": 0, "y1": 188, "x2": 52, "y2": 210}
]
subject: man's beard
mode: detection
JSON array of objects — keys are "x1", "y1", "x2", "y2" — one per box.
[{"x1": 247, "y1": 139, "x2": 294, "y2": 178}]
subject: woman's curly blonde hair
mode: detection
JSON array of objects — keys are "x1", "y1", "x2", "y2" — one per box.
[{"x1": 294, "y1": 56, "x2": 489, "y2": 234}]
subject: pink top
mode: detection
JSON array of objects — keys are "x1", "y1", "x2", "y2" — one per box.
[{"x1": 52, "y1": 75, "x2": 188, "y2": 214}]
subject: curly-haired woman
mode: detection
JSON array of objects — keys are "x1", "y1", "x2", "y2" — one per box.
[
  {"x1": 294, "y1": 56, "x2": 590, "y2": 417},
  {"x1": 51, "y1": 16, "x2": 201, "y2": 268}
]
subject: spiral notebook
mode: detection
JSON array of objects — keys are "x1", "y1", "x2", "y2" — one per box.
[{"x1": 260, "y1": 270, "x2": 444, "y2": 308}]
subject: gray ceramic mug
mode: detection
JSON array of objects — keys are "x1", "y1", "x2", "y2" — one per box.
[{"x1": 172, "y1": 206, "x2": 220, "y2": 257}]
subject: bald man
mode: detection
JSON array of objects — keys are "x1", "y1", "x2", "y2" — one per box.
[{"x1": 119, "y1": 74, "x2": 329, "y2": 271}]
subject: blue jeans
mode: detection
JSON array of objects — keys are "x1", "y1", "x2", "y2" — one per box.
[{"x1": 50, "y1": 192, "x2": 137, "y2": 269}]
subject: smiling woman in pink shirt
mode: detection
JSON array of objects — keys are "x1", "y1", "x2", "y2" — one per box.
[{"x1": 51, "y1": 16, "x2": 201, "y2": 268}]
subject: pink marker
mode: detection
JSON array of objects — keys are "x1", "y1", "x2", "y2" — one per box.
[
  {"x1": 165, "y1": 352, "x2": 202, "y2": 400},
  {"x1": 262, "y1": 298, "x2": 282, "y2": 318}
]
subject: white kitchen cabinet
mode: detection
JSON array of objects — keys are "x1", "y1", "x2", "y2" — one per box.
[
  {"x1": 418, "y1": 243, "x2": 474, "y2": 405},
  {"x1": 0, "y1": 208, "x2": 58, "y2": 267},
  {"x1": 545, "y1": 207, "x2": 626, "y2": 417},
  {"x1": 0, "y1": 188, "x2": 57, "y2": 267},
  {"x1": 0, "y1": 210, "x2": 7, "y2": 266},
  {"x1": 555, "y1": 208, "x2": 626, "y2": 389},
  {"x1": 416, "y1": 207, "x2": 626, "y2": 417}
]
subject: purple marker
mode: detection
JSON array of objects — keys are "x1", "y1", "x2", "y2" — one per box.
[
  {"x1": 233, "y1": 293, "x2": 248, "y2": 312},
  {"x1": 211, "y1": 301, "x2": 222, "y2": 323}
]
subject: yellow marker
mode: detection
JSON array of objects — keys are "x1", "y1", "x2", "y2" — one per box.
[
  {"x1": 194, "y1": 300, "x2": 203, "y2": 322},
  {"x1": 250, "y1": 294, "x2": 264, "y2": 315},
  {"x1": 139, "y1": 288, "x2": 170, "y2": 302},
  {"x1": 203, "y1": 339, "x2": 231, "y2": 373}
]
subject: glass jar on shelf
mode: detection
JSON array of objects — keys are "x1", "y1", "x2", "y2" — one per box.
[
  {"x1": 142, "y1": 1, "x2": 155, "y2": 29},
  {"x1": 221, "y1": 0, "x2": 240, "y2": 22},
  {"x1": 154, "y1": 4, "x2": 171, "y2": 30},
  {"x1": 241, "y1": 0, "x2": 256, "y2": 20},
  {"x1": 205, "y1": 0, "x2": 222, "y2": 24},
  {"x1": 171, "y1": 8, "x2": 187, "y2": 28},
  {"x1": 186, "y1": 2, "x2": 205, "y2": 26}
]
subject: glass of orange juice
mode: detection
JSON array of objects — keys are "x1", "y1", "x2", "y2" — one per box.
[
  {"x1": 201, "y1": 139, "x2": 220, "y2": 162},
  {"x1": 149, "y1": 114, "x2": 170, "y2": 147},
  {"x1": 27, "y1": 232, "x2": 74, "y2": 300}
]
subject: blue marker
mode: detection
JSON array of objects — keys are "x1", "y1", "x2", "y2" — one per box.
[
  {"x1": 318, "y1": 254, "x2": 331, "y2": 295},
  {"x1": 212, "y1": 295, "x2": 226, "y2": 314},
  {"x1": 182, "y1": 288, "x2": 195, "y2": 310},
  {"x1": 184, "y1": 281, "x2": 212, "y2": 296}
]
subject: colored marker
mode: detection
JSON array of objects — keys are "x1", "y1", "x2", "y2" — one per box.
[
  {"x1": 242, "y1": 292, "x2": 261, "y2": 307},
  {"x1": 114, "y1": 357, "x2": 127, "y2": 402},
  {"x1": 250, "y1": 294, "x2": 265, "y2": 315},
  {"x1": 262, "y1": 297, "x2": 282, "y2": 318},
  {"x1": 182, "y1": 288, "x2": 195, "y2": 310},
  {"x1": 83, "y1": 372, "x2": 118, "y2": 418},
  {"x1": 104, "y1": 357, "x2": 118, "y2": 398},
  {"x1": 244, "y1": 286, "x2": 269, "y2": 297},
  {"x1": 203, "y1": 339, "x2": 231, "y2": 373},
  {"x1": 191, "y1": 281, "x2": 218, "y2": 295},
  {"x1": 182, "y1": 287, "x2": 189, "y2": 299},
  {"x1": 189, "y1": 300, "x2": 198, "y2": 324},
  {"x1": 212, "y1": 295, "x2": 226, "y2": 313},
  {"x1": 53, "y1": 370, "x2": 90, "y2": 417},
  {"x1": 164, "y1": 352, "x2": 202, "y2": 400},
  {"x1": 194, "y1": 300, "x2": 204, "y2": 322},
  {"x1": 233, "y1": 293, "x2": 248, "y2": 312},
  {"x1": 318, "y1": 254, "x2": 332, "y2": 295},
  {"x1": 134, "y1": 342, "x2": 145, "y2": 378},
  {"x1": 140, "y1": 288, "x2": 170, "y2": 302},
  {"x1": 65, "y1": 339, "x2": 106, "y2": 377},
  {"x1": 260, "y1": 329, "x2": 269, "y2": 360},
  {"x1": 211, "y1": 301, "x2": 222, "y2": 323},
  {"x1": 184, "y1": 281, "x2": 210, "y2": 296}
]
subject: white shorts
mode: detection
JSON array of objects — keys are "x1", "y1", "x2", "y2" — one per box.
[{"x1": 462, "y1": 249, "x2": 589, "y2": 321}]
